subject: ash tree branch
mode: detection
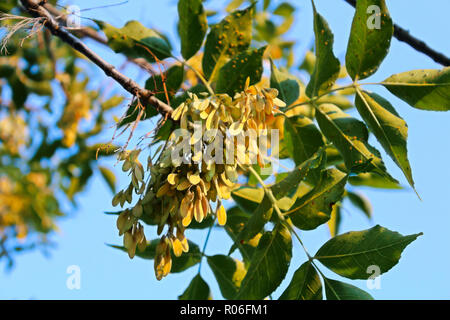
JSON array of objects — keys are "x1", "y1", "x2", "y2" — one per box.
[
  {"x1": 42, "y1": 3, "x2": 155, "y2": 73},
  {"x1": 20, "y1": 0, "x2": 173, "y2": 116},
  {"x1": 344, "y1": 0, "x2": 450, "y2": 66}
]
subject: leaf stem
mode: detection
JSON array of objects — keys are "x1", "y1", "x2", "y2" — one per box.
[
  {"x1": 173, "y1": 56, "x2": 216, "y2": 96},
  {"x1": 285, "y1": 84, "x2": 356, "y2": 111},
  {"x1": 198, "y1": 222, "x2": 214, "y2": 274},
  {"x1": 246, "y1": 165, "x2": 312, "y2": 259}
]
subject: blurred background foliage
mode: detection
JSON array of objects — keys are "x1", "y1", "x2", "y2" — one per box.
[{"x1": 0, "y1": 0, "x2": 123, "y2": 267}]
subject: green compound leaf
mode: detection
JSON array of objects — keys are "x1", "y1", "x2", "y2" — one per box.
[
  {"x1": 202, "y1": 5, "x2": 254, "y2": 80},
  {"x1": 315, "y1": 225, "x2": 423, "y2": 279},
  {"x1": 178, "y1": 0, "x2": 208, "y2": 60},
  {"x1": 179, "y1": 274, "x2": 211, "y2": 300},
  {"x1": 279, "y1": 261, "x2": 322, "y2": 300},
  {"x1": 345, "y1": 0, "x2": 393, "y2": 80},
  {"x1": 316, "y1": 103, "x2": 396, "y2": 181},
  {"x1": 286, "y1": 168, "x2": 347, "y2": 230},
  {"x1": 382, "y1": 68, "x2": 450, "y2": 111},
  {"x1": 324, "y1": 277, "x2": 374, "y2": 300},
  {"x1": 270, "y1": 59, "x2": 302, "y2": 107},
  {"x1": 355, "y1": 89, "x2": 415, "y2": 193},
  {"x1": 96, "y1": 20, "x2": 171, "y2": 61},
  {"x1": 305, "y1": 3, "x2": 340, "y2": 98},
  {"x1": 216, "y1": 46, "x2": 266, "y2": 95},
  {"x1": 207, "y1": 255, "x2": 246, "y2": 299},
  {"x1": 236, "y1": 225, "x2": 292, "y2": 299}
]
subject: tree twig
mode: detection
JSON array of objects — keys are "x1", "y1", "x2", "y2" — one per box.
[
  {"x1": 42, "y1": 3, "x2": 155, "y2": 73},
  {"x1": 19, "y1": 0, "x2": 173, "y2": 116},
  {"x1": 343, "y1": 0, "x2": 450, "y2": 66}
]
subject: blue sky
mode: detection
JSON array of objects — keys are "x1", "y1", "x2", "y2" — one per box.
[{"x1": 1, "y1": 0, "x2": 449, "y2": 299}]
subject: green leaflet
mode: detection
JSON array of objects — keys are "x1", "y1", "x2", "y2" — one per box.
[
  {"x1": 383, "y1": 68, "x2": 450, "y2": 111},
  {"x1": 355, "y1": 89, "x2": 415, "y2": 192},
  {"x1": 133, "y1": 73, "x2": 181, "y2": 126},
  {"x1": 236, "y1": 225, "x2": 292, "y2": 299},
  {"x1": 224, "y1": 206, "x2": 259, "y2": 263},
  {"x1": 305, "y1": 3, "x2": 340, "y2": 98},
  {"x1": 349, "y1": 172, "x2": 402, "y2": 189},
  {"x1": 279, "y1": 261, "x2": 322, "y2": 300},
  {"x1": 216, "y1": 46, "x2": 266, "y2": 95},
  {"x1": 230, "y1": 149, "x2": 324, "y2": 248},
  {"x1": 270, "y1": 59, "x2": 302, "y2": 107},
  {"x1": 283, "y1": 115, "x2": 324, "y2": 168},
  {"x1": 346, "y1": 190, "x2": 372, "y2": 219},
  {"x1": 179, "y1": 274, "x2": 211, "y2": 300},
  {"x1": 207, "y1": 255, "x2": 246, "y2": 299},
  {"x1": 154, "y1": 118, "x2": 174, "y2": 142},
  {"x1": 316, "y1": 103, "x2": 396, "y2": 181},
  {"x1": 273, "y1": 2, "x2": 295, "y2": 18},
  {"x1": 170, "y1": 84, "x2": 208, "y2": 108},
  {"x1": 324, "y1": 277, "x2": 373, "y2": 300},
  {"x1": 98, "y1": 166, "x2": 116, "y2": 194},
  {"x1": 178, "y1": 0, "x2": 208, "y2": 60},
  {"x1": 118, "y1": 99, "x2": 156, "y2": 128},
  {"x1": 202, "y1": 5, "x2": 254, "y2": 80},
  {"x1": 188, "y1": 215, "x2": 215, "y2": 229},
  {"x1": 315, "y1": 225, "x2": 422, "y2": 279},
  {"x1": 231, "y1": 186, "x2": 265, "y2": 214},
  {"x1": 317, "y1": 94, "x2": 353, "y2": 110},
  {"x1": 286, "y1": 168, "x2": 347, "y2": 230},
  {"x1": 248, "y1": 163, "x2": 273, "y2": 186},
  {"x1": 226, "y1": 0, "x2": 245, "y2": 12},
  {"x1": 101, "y1": 95, "x2": 125, "y2": 110},
  {"x1": 270, "y1": 147, "x2": 325, "y2": 199},
  {"x1": 119, "y1": 65, "x2": 183, "y2": 127},
  {"x1": 231, "y1": 186, "x2": 292, "y2": 214},
  {"x1": 229, "y1": 193, "x2": 273, "y2": 247},
  {"x1": 300, "y1": 50, "x2": 316, "y2": 75},
  {"x1": 327, "y1": 204, "x2": 342, "y2": 237},
  {"x1": 107, "y1": 240, "x2": 201, "y2": 273},
  {"x1": 96, "y1": 20, "x2": 171, "y2": 61},
  {"x1": 10, "y1": 75, "x2": 29, "y2": 109},
  {"x1": 145, "y1": 65, "x2": 184, "y2": 103},
  {"x1": 324, "y1": 146, "x2": 343, "y2": 167},
  {"x1": 0, "y1": 0, "x2": 15, "y2": 11},
  {"x1": 345, "y1": 0, "x2": 393, "y2": 80}
]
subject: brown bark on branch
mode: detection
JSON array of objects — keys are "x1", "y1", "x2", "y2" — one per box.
[
  {"x1": 20, "y1": 0, "x2": 173, "y2": 116},
  {"x1": 344, "y1": 0, "x2": 450, "y2": 66},
  {"x1": 42, "y1": 3, "x2": 155, "y2": 73}
]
